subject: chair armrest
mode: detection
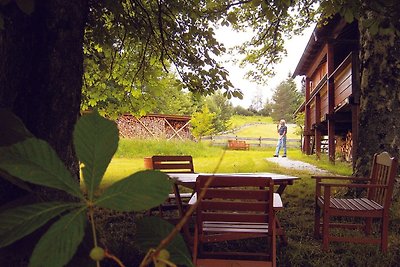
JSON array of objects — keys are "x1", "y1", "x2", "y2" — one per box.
[
  {"x1": 318, "y1": 182, "x2": 387, "y2": 189},
  {"x1": 311, "y1": 175, "x2": 370, "y2": 181},
  {"x1": 314, "y1": 176, "x2": 369, "y2": 199}
]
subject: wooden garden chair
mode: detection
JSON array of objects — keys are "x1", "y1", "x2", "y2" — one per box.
[
  {"x1": 193, "y1": 175, "x2": 278, "y2": 267},
  {"x1": 313, "y1": 151, "x2": 398, "y2": 252},
  {"x1": 150, "y1": 155, "x2": 195, "y2": 217}
]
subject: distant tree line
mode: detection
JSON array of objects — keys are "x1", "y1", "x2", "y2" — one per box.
[{"x1": 231, "y1": 77, "x2": 304, "y2": 123}]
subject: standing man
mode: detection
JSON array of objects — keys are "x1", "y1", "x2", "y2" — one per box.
[{"x1": 274, "y1": 119, "x2": 287, "y2": 157}]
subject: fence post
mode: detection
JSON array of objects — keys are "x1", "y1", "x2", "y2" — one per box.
[
  {"x1": 259, "y1": 136, "x2": 262, "y2": 147},
  {"x1": 235, "y1": 135, "x2": 238, "y2": 140}
]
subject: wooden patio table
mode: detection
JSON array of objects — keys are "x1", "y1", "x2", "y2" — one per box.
[{"x1": 167, "y1": 172, "x2": 300, "y2": 245}]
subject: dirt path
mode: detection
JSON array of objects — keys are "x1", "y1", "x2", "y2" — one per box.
[{"x1": 266, "y1": 156, "x2": 330, "y2": 174}]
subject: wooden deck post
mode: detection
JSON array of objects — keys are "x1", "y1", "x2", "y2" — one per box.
[
  {"x1": 327, "y1": 42, "x2": 336, "y2": 163},
  {"x1": 315, "y1": 94, "x2": 321, "y2": 159},
  {"x1": 304, "y1": 77, "x2": 312, "y2": 155},
  {"x1": 351, "y1": 51, "x2": 360, "y2": 169}
]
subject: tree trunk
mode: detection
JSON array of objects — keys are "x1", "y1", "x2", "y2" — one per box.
[
  {"x1": 355, "y1": 7, "x2": 400, "y2": 176},
  {"x1": 0, "y1": 1, "x2": 88, "y2": 265}
]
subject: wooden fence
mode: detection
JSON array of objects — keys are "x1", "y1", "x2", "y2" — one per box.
[{"x1": 202, "y1": 135, "x2": 301, "y2": 148}]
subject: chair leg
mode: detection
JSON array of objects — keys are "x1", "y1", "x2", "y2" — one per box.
[
  {"x1": 365, "y1": 217, "x2": 372, "y2": 235},
  {"x1": 322, "y1": 211, "x2": 330, "y2": 251},
  {"x1": 314, "y1": 204, "x2": 321, "y2": 238},
  {"x1": 271, "y1": 229, "x2": 277, "y2": 267},
  {"x1": 381, "y1": 217, "x2": 389, "y2": 253},
  {"x1": 275, "y1": 217, "x2": 288, "y2": 245},
  {"x1": 192, "y1": 226, "x2": 198, "y2": 264}
]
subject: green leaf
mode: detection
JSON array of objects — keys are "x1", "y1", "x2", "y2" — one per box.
[
  {"x1": 74, "y1": 111, "x2": 119, "y2": 200},
  {"x1": 344, "y1": 9, "x2": 354, "y2": 23},
  {"x1": 136, "y1": 217, "x2": 194, "y2": 267},
  {"x1": 95, "y1": 170, "x2": 171, "y2": 212},
  {"x1": 0, "y1": 202, "x2": 80, "y2": 248},
  {"x1": 369, "y1": 21, "x2": 379, "y2": 36},
  {"x1": 15, "y1": 0, "x2": 34, "y2": 15},
  {"x1": 0, "y1": 109, "x2": 33, "y2": 147},
  {"x1": 0, "y1": 138, "x2": 84, "y2": 199},
  {"x1": 361, "y1": 18, "x2": 375, "y2": 28},
  {"x1": 29, "y1": 209, "x2": 87, "y2": 267}
]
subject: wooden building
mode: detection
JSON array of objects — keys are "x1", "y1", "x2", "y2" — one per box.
[
  {"x1": 293, "y1": 15, "x2": 360, "y2": 163},
  {"x1": 116, "y1": 114, "x2": 192, "y2": 140}
]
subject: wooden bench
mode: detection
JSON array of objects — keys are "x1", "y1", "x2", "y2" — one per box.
[{"x1": 227, "y1": 139, "x2": 250, "y2": 150}]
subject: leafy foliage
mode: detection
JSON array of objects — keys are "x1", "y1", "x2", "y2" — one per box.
[
  {"x1": 81, "y1": 0, "x2": 398, "y2": 119},
  {"x1": 29, "y1": 210, "x2": 87, "y2": 267},
  {"x1": 0, "y1": 138, "x2": 84, "y2": 199},
  {"x1": 233, "y1": 105, "x2": 256, "y2": 116},
  {"x1": 190, "y1": 106, "x2": 216, "y2": 140},
  {"x1": 205, "y1": 92, "x2": 234, "y2": 133},
  {"x1": 261, "y1": 98, "x2": 273, "y2": 116},
  {"x1": 0, "y1": 111, "x2": 190, "y2": 267},
  {"x1": 271, "y1": 77, "x2": 304, "y2": 123},
  {"x1": 82, "y1": 0, "x2": 244, "y2": 117},
  {"x1": 0, "y1": 202, "x2": 81, "y2": 248},
  {"x1": 294, "y1": 111, "x2": 305, "y2": 137},
  {"x1": 136, "y1": 216, "x2": 193, "y2": 266}
]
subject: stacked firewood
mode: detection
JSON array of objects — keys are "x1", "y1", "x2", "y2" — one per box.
[
  {"x1": 116, "y1": 115, "x2": 164, "y2": 139},
  {"x1": 165, "y1": 121, "x2": 190, "y2": 139},
  {"x1": 339, "y1": 131, "x2": 352, "y2": 162},
  {"x1": 116, "y1": 115, "x2": 192, "y2": 139}
]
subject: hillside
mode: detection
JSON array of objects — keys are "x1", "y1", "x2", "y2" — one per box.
[{"x1": 227, "y1": 115, "x2": 300, "y2": 139}]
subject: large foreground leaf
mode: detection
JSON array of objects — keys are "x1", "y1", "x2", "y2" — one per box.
[
  {"x1": 0, "y1": 202, "x2": 80, "y2": 247},
  {"x1": 74, "y1": 111, "x2": 119, "y2": 200},
  {"x1": 95, "y1": 170, "x2": 171, "y2": 212},
  {"x1": 29, "y1": 209, "x2": 87, "y2": 267},
  {"x1": 136, "y1": 217, "x2": 194, "y2": 267},
  {"x1": 0, "y1": 138, "x2": 83, "y2": 199},
  {"x1": 0, "y1": 108, "x2": 33, "y2": 146}
]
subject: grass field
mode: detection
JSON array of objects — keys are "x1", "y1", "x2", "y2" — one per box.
[
  {"x1": 99, "y1": 116, "x2": 400, "y2": 266},
  {"x1": 228, "y1": 115, "x2": 274, "y2": 129},
  {"x1": 227, "y1": 115, "x2": 299, "y2": 139},
  {"x1": 234, "y1": 123, "x2": 299, "y2": 139}
]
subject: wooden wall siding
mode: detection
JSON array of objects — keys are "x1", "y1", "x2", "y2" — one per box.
[
  {"x1": 310, "y1": 100, "x2": 316, "y2": 125},
  {"x1": 116, "y1": 115, "x2": 191, "y2": 139},
  {"x1": 310, "y1": 61, "x2": 327, "y2": 93},
  {"x1": 334, "y1": 63, "x2": 352, "y2": 108},
  {"x1": 320, "y1": 86, "x2": 329, "y2": 121}
]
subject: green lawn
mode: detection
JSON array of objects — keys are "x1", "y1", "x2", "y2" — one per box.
[
  {"x1": 98, "y1": 118, "x2": 400, "y2": 266},
  {"x1": 234, "y1": 123, "x2": 299, "y2": 139},
  {"x1": 101, "y1": 143, "x2": 400, "y2": 266},
  {"x1": 229, "y1": 115, "x2": 273, "y2": 129},
  {"x1": 228, "y1": 115, "x2": 299, "y2": 139}
]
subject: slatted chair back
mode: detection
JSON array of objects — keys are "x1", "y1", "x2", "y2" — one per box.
[
  {"x1": 194, "y1": 175, "x2": 276, "y2": 265},
  {"x1": 367, "y1": 152, "x2": 398, "y2": 206},
  {"x1": 151, "y1": 155, "x2": 194, "y2": 173},
  {"x1": 149, "y1": 155, "x2": 194, "y2": 220},
  {"x1": 313, "y1": 151, "x2": 398, "y2": 252}
]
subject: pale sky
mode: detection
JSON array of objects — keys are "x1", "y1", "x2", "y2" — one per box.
[{"x1": 215, "y1": 25, "x2": 315, "y2": 108}]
